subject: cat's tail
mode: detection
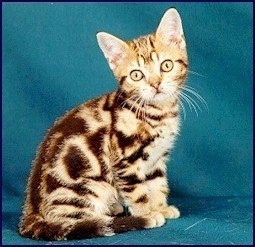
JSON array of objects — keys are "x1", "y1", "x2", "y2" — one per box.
[
  {"x1": 67, "y1": 215, "x2": 156, "y2": 240},
  {"x1": 19, "y1": 214, "x2": 155, "y2": 240}
]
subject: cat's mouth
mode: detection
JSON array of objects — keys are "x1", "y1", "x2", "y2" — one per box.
[
  {"x1": 140, "y1": 88, "x2": 172, "y2": 103},
  {"x1": 151, "y1": 87, "x2": 164, "y2": 96},
  {"x1": 151, "y1": 87, "x2": 179, "y2": 103},
  {"x1": 154, "y1": 91, "x2": 164, "y2": 97},
  {"x1": 152, "y1": 91, "x2": 168, "y2": 102}
]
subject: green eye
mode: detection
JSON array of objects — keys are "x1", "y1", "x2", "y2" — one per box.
[
  {"x1": 130, "y1": 70, "x2": 144, "y2": 81},
  {"x1": 160, "y1": 60, "x2": 173, "y2": 72}
]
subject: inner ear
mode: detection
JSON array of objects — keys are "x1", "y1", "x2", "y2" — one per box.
[
  {"x1": 96, "y1": 32, "x2": 128, "y2": 70},
  {"x1": 156, "y1": 8, "x2": 185, "y2": 48}
]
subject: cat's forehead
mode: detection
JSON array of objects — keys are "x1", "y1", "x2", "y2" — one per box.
[
  {"x1": 126, "y1": 34, "x2": 186, "y2": 68},
  {"x1": 127, "y1": 34, "x2": 157, "y2": 64}
]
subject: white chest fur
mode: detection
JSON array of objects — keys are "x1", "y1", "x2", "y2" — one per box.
[{"x1": 141, "y1": 116, "x2": 180, "y2": 173}]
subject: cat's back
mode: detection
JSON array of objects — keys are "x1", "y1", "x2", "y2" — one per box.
[
  {"x1": 22, "y1": 92, "x2": 117, "y2": 217},
  {"x1": 39, "y1": 91, "x2": 116, "y2": 163}
]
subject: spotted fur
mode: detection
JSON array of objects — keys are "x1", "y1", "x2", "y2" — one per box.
[{"x1": 19, "y1": 8, "x2": 188, "y2": 240}]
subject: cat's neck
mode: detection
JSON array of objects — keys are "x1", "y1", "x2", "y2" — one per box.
[
  {"x1": 114, "y1": 88, "x2": 180, "y2": 123},
  {"x1": 115, "y1": 88, "x2": 179, "y2": 111}
]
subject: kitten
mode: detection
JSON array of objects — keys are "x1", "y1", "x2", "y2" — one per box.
[{"x1": 19, "y1": 8, "x2": 188, "y2": 240}]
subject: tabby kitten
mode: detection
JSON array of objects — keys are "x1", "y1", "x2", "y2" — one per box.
[{"x1": 19, "y1": 8, "x2": 188, "y2": 240}]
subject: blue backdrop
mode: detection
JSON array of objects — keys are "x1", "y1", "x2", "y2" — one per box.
[{"x1": 2, "y1": 2, "x2": 253, "y2": 245}]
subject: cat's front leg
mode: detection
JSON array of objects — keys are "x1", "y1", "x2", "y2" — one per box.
[
  {"x1": 148, "y1": 180, "x2": 180, "y2": 219},
  {"x1": 146, "y1": 158, "x2": 180, "y2": 219},
  {"x1": 117, "y1": 172, "x2": 166, "y2": 228}
]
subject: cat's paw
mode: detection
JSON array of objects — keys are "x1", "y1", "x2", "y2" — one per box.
[
  {"x1": 161, "y1": 205, "x2": 180, "y2": 219},
  {"x1": 144, "y1": 212, "x2": 166, "y2": 228},
  {"x1": 110, "y1": 202, "x2": 124, "y2": 216}
]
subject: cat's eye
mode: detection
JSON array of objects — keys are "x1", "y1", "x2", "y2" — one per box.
[
  {"x1": 160, "y1": 60, "x2": 173, "y2": 72},
  {"x1": 130, "y1": 70, "x2": 144, "y2": 81}
]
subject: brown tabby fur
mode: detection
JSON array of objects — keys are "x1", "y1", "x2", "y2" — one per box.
[{"x1": 19, "y1": 8, "x2": 188, "y2": 240}]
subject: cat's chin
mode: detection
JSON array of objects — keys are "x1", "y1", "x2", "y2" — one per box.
[{"x1": 150, "y1": 92, "x2": 172, "y2": 104}]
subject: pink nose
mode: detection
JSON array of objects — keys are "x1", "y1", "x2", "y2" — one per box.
[
  {"x1": 149, "y1": 76, "x2": 161, "y2": 90},
  {"x1": 151, "y1": 81, "x2": 161, "y2": 90}
]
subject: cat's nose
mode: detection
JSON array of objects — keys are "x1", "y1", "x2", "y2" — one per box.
[
  {"x1": 150, "y1": 81, "x2": 161, "y2": 90},
  {"x1": 149, "y1": 76, "x2": 161, "y2": 90},
  {"x1": 153, "y1": 81, "x2": 161, "y2": 89}
]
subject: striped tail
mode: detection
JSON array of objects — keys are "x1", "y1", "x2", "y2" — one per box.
[{"x1": 19, "y1": 214, "x2": 153, "y2": 241}]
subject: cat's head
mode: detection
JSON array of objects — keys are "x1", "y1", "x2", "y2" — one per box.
[{"x1": 97, "y1": 8, "x2": 188, "y2": 105}]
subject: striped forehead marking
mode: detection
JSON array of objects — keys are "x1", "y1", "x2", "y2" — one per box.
[
  {"x1": 150, "y1": 51, "x2": 159, "y2": 62},
  {"x1": 137, "y1": 55, "x2": 145, "y2": 67}
]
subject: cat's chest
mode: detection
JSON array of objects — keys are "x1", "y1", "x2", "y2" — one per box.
[
  {"x1": 113, "y1": 108, "x2": 180, "y2": 172},
  {"x1": 144, "y1": 130, "x2": 176, "y2": 164},
  {"x1": 139, "y1": 118, "x2": 180, "y2": 171}
]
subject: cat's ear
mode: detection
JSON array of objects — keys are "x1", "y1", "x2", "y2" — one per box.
[
  {"x1": 96, "y1": 32, "x2": 128, "y2": 70},
  {"x1": 156, "y1": 8, "x2": 186, "y2": 49}
]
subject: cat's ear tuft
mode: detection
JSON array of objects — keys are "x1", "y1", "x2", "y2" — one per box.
[
  {"x1": 96, "y1": 32, "x2": 128, "y2": 70},
  {"x1": 156, "y1": 8, "x2": 186, "y2": 49}
]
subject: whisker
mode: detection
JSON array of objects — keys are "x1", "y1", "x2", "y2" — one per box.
[
  {"x1": 178, "y1": 92, "x2": 193, "y2": 112},
  {"x1": 181, "y1": 91, "x2": 202, "y2": 113},
  {"x1": 183, "y1": 85, "x2": 209, "y2": 111},
  {"x1": 135, "y1": 96, "x2": 143, "y2": 120},
  {"x1": 171, "y1": 93, "x2": 186, "y2": 121},
  {"x1": 116, "y1": 88, "x2": 125, "y2": 103},
  {"x1": 188, "y1": 70, "x2": 207, "y2": 78},
  {"x1": 178, "y1": 97, "x2": 187, "y2": 120},
  {"x1": 119, "y1": 95, "x2": 137, "y2": 109},
  {"x1": 178, "y1": 92, "x2": 199, "y2": 116},
  {"x1": 129, "y1": 96, "x2": 141, "y2": 111}
]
